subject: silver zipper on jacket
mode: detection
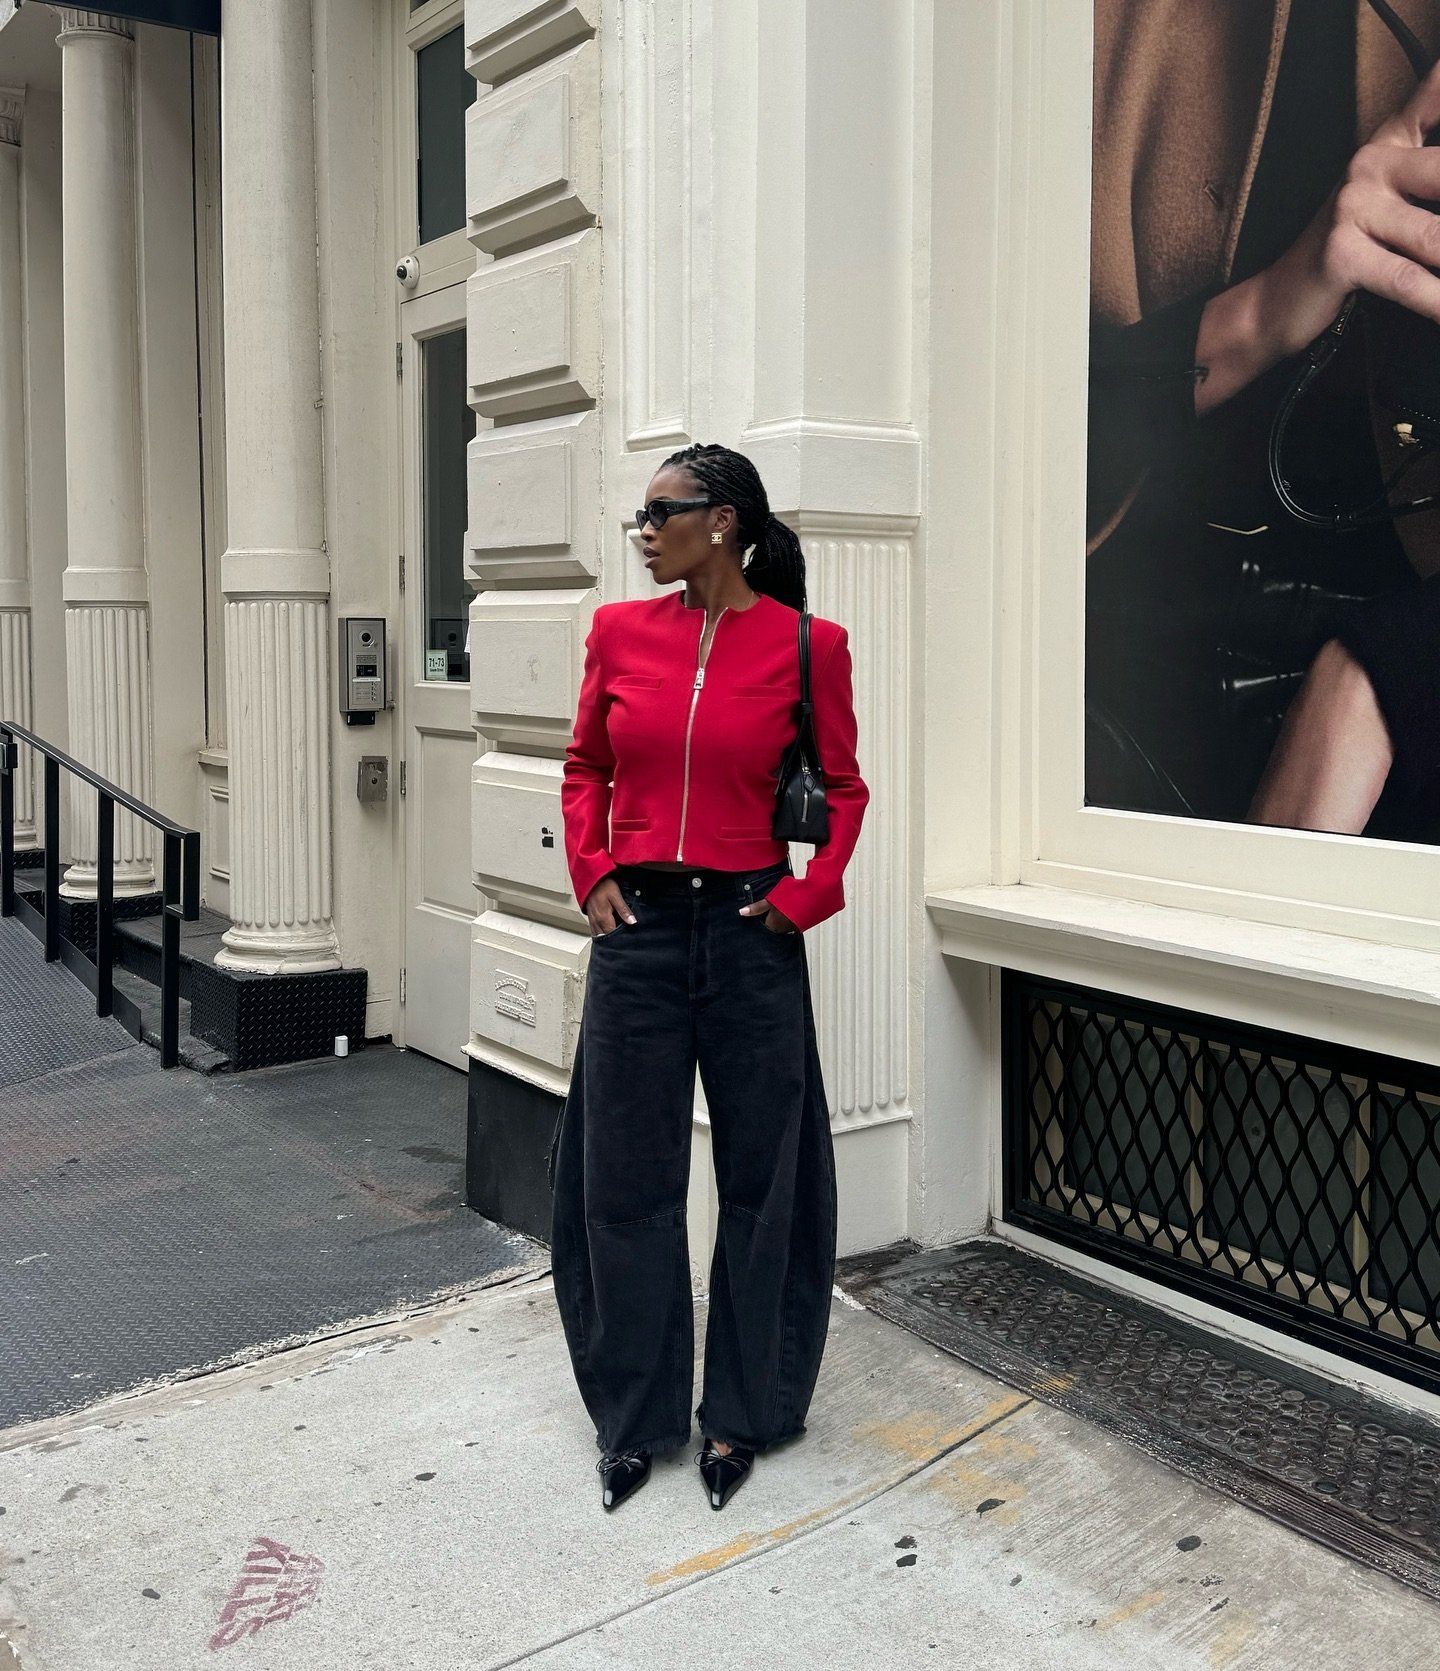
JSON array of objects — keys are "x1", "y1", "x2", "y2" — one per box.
[{"x1": 676, "y1": 607, "x2": 727, "y2": 861}]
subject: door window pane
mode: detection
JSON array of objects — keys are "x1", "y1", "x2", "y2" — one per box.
[
  {"x1": 422, "y1": 328, "x2": 476, "y2": 683},
  {"x1": 416, "y1": 26, "x2": 476, "y2": 246}
]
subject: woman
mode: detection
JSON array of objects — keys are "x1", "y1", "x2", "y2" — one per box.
[{"x1": 550, "y1": 442, "x2": 869, "y2": 1514}]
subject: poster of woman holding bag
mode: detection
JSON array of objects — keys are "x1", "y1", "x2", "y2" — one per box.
[{"x1": 1088, "y1": 0, "x2": 1440, "y2": 843}]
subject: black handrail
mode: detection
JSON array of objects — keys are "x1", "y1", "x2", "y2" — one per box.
[{"x1": 0, "y1": 720, "x2": 201, "y2": 1068}]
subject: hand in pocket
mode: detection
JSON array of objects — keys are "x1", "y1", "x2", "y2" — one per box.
[
  {"x1": 739, "y1": 896, "x2": 797, "y2": 934},
  {"x1": 584, "y1": 877, "x2": 636, "y2": 937}
]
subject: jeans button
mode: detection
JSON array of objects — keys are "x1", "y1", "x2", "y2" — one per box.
[{"x1": 691, "y1": 876, "x2": 702, "y2": 889}]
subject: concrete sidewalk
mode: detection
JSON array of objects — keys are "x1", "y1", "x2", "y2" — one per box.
[{"x1": 1, "y1": 1272, "x2": 1437, "y2": 1671}]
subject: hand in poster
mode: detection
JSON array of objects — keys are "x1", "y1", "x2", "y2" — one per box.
[{"x1": 1196, "y1": 55, "x2": 1440, "y2": 415}]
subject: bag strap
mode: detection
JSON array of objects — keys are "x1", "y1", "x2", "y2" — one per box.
[
  {"x1": 796, "y1": 613, "x2": 819, "y2": 762},
  {"x1": 773, "y1": 613, "x2": 822, "y2": 810}
]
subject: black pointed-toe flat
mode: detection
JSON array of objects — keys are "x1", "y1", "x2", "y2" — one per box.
[
  {"x1": 697, "y1": 1441, "x2": 754, "y2": 1510},
  {"x1": 597, "y1": 1450, "x2": 651, "y2": 1512}
]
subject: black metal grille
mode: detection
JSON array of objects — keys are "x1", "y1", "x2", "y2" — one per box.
[{"x1": 1003, "y1": 971, "x2": 1440, "y2": 1394}]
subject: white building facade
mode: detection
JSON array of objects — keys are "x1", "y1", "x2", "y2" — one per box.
[{"x1": 4, "y1": 0, "x2": 1440, "y2": 1415}]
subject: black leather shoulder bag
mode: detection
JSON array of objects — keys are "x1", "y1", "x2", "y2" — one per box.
[{"x1": 771, "y1": 612, "x2": 830, "y2": 845}]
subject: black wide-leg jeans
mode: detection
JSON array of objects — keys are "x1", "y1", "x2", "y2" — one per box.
[{"x1": 550, "y1": 860, "x2": 837, "y2": 1458}]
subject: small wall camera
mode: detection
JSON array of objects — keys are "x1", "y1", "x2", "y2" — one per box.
[{"x1": 396, "y1": 255, "x2": 420, "y2": 290}]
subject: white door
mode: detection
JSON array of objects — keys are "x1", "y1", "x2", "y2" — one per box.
[{"x1": 396, "y1": 0, "x2": 478, "y2": 1066}]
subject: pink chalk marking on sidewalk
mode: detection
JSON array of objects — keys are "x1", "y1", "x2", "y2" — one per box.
[{"x1": 208, "y1": 1536, "x2": 326, "y2": 1651}]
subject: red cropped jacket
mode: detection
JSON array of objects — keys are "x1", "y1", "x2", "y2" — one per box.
[{"x1": 561, "y1": 592, "x2": 869, "y2": 933}]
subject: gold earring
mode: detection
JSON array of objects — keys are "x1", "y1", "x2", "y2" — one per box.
[{"x1": 710, "y1": 532, "x2": 723, "y2": 545}]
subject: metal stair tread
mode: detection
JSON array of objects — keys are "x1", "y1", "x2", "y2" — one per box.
[
  {"x1": 109, "y1": 965, "x2": 231, "y2": 1074},
  {"x1": 112, "y1": 904, "x2": 232, "y2": 966}
]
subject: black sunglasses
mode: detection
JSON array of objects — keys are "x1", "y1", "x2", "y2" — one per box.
[{"x1": 634, "y1": 497, "x2": 716, "y2": 532}]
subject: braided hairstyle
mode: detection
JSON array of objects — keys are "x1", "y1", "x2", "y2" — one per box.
[{"x1": 663, "y1": 442, "x2": 807, "y2": 612}]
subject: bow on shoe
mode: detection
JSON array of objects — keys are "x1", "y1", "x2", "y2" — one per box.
[
  {"x1": 696, "y1": 1442, "x2": 754, "y2": 1511},
  {"x1": 597, "y1": 1450, "x2": 651, "y2": 1512}
]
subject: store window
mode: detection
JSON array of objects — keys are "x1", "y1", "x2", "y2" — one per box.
[
  {"x1": 1086, "y1": 0, "x2": 1440, "y2": 854},
  {"x1": 1009, "y1": 0, "x2": 1440, "y2": 947}
]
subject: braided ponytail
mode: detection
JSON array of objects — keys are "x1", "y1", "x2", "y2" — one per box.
[{"x1": 663, "y1": 442, "x2": 808, "y2": 612}]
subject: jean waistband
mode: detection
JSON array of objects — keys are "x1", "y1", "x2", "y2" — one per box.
[{"x1": 613, "y1": 861, "x2": 792, "y2": 902}]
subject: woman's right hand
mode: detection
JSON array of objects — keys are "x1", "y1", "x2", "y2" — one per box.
[
  {"x1": 584, "y1": 876, "x2": 636, "y2": 938},
  {"x1": 1197, "y1": 56, "x2": 1440, "y2": 416}
]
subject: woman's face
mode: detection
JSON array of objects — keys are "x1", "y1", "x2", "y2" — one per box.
[{"x1": 637, "y1": 466, "x2": 735, "y2": 588}]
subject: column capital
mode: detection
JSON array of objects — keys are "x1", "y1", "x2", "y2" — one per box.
[
  {"x1": 0, "y1": 86, "x2": 24, "y2": 149},
  {"x1": 221, "y1": 547, "x2": 330, "y2": 601},
  {"x1": 51, "y1": 9, "x2": 135, "y2": 43}
]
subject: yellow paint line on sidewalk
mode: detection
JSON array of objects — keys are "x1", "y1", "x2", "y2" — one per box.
[
  {"x1": 649, "y1": 1532, "x2": 760, "y2": 1582},
  {"x1": 645, "y1": 1483, "x2": 876, "y2": 1586},
  {"x1": 1207, "y1": 1608, "x2": 1260, "y2": 1668},
  {"x1": 1093, "y1": 1589, "x2": 1167, "y2": 1631},
  {"x1": 851, "y1": 1391, "x2": 1031, "y2": 1462},
  {"x1": 920, "y1": 1425, "x2": 1037, "y2": 1524},
  {"x1": 648, "y1": 1395, "x2": 1035, "y2": 1589}
]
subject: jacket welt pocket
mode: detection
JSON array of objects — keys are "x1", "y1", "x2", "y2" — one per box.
[
  {"x1": 612, "y1": 674, "x2": 661, "y2": 689},
  {"x1": 611, "y1": 817, "x2": 652, "y2": 832}
]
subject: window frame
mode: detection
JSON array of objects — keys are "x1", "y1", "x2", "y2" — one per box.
[
  {"x1": 395, "y1": 0, "x2": 475, "y2": 299},
  {"x1": 1002, "y1": 0, "x2": 1440, "y2": 954}
]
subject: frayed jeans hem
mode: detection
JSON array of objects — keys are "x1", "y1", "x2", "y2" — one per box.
[
  {"x1": 696, "y1": 1421, "x2": 807, "y2": 1455},
  {"x1": 595, "y1": 1429, "x2": 691, "y2": 1459}
]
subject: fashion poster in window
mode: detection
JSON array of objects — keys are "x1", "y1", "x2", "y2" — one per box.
[{"x1": 1086, "y1": 0, "x2": 1440, "y2": 844}]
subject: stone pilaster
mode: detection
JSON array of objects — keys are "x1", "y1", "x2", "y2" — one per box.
[
  {"x1": 0, "y1": 87, "x2": 34, "y2": 846},
  {"x1": 215, "y1": 0, "x2": 339, "y2": 972},
  {"x1": 0, "y1": 611, "x2": 34, "y2": 844},
  {"x1": 218, "y1": 598, "x2": 337, "y2": 970},
  {"x1": 62, "y1": 605, "x2": 155, "y2": 892},
  {"x1": 51, "y1": 7, "x2": 156, "y2": 896}
]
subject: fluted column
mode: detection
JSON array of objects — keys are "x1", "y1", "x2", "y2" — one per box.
[
  {"x1": 52, "y1": 9, "x2": 155, "y2": 897},
  {"x1": 0, "y1": 87, "x2": 35, "y2": 847},
  {"x1": 214, "y1": 0, "x2": 339, "y2": 972}
]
